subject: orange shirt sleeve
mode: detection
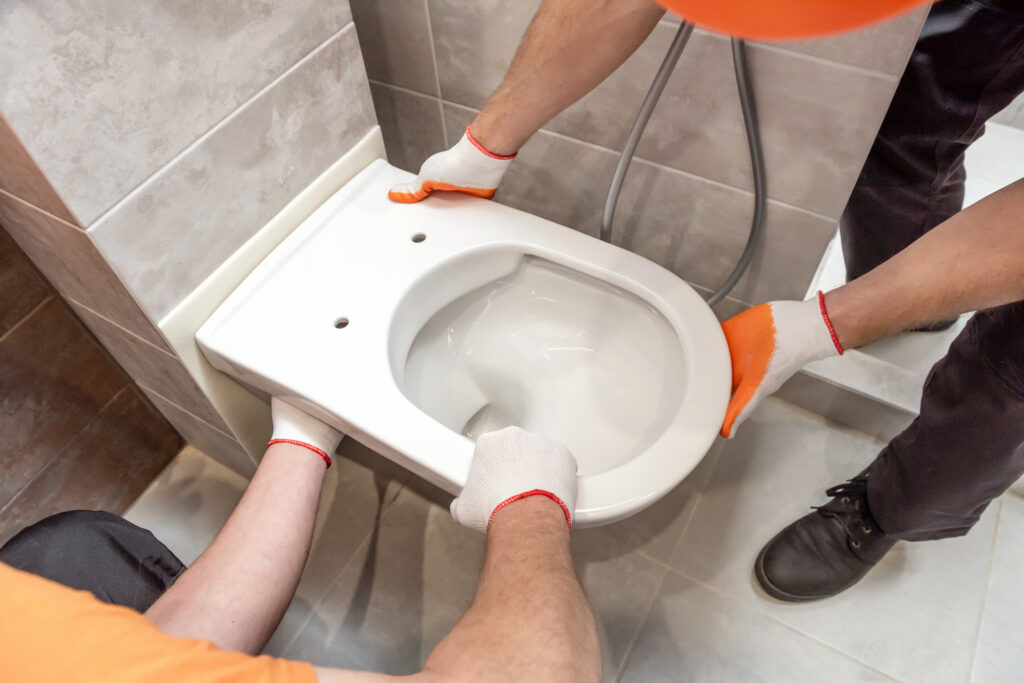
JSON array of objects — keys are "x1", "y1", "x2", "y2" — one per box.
[{"x1": 0, "y1": 562, "x2": 317, "y2": 683}]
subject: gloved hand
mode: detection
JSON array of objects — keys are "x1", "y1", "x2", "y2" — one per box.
[
  {"x1": 267, "y1": 397, "x2": 344, "y2": 468},
  {"x1": 720, "y1": 291, "x2": 844, "y2": 438},
  {"x1": 388, "y1": 126, "x2": 516, "y2": 203},
  {"x1": 451, "y1": 426, "x2": 578, "y2": 533}
]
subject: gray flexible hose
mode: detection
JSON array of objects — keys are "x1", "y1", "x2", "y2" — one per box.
[{"x1": 600, "y1": 25, "x2": 767, "y2": 308}]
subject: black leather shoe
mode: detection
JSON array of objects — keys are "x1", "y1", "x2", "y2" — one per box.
[{"x1": 755, "y1": 477, "x2": 896, "y2": 602}]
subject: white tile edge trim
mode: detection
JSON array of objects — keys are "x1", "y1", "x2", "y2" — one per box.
[{"x1": 157, "y1": 127, "x2": 387, "y2": 463}]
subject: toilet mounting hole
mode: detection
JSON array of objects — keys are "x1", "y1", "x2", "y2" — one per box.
[
  {"x1": 334, "y1": 317, "x2": 349, "y2": 329},
  {"x1": 411, "y1": 233, "x2": 426, "y2": 243}
]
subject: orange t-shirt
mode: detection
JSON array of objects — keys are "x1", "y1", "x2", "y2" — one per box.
[{"x1": 0, "y1": 562, "x2": 316, "y2": 682}]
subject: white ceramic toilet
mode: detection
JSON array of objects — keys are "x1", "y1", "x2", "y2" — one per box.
[{"x1": 197, "y1": 159, "x2": 730, "y2": 526}]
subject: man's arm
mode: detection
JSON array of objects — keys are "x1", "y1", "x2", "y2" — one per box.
[
  {"x1": 721, "y1": 178, "x2": 1024, "y2": 437},
  {"x1": 825, "y1": 177, "x2": 1024, "y2": 348}
]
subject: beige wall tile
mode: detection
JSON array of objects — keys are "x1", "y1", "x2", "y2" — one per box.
[
  {"x1": 447, "y1": 104, "x2": 834, "y2": 302},
  {"x1": 88, "y1": 26, "x2": 377, "y2": 321},
  {"x1": 142, "y1": 388, "x2": 256, "y2": 478},
  {"x1": 428, "y1": 0, "x2": 538, "y2": 107},
  {"x1": 352, "y1": 0, "x2": 439, "y2": 96},
  {"x1": 0, "y1": 114, "x2": 78, "y2": 225},
  {"x1": 69, "y1": 300, "x2": 231, "y2": 434},
  {"x1": 0, "y1": 190, "x2": 170, "y2": 350},
  {"x1": 0, "y1": 1, "x2": 353, "y2": 225},
  {"x1": 371, "y1": 82, "x2": 446, "y2": 173}
]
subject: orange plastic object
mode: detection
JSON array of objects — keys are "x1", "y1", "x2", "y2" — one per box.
[{"x1": 655, "y1": 0, "x2": 932, "y2": 40}]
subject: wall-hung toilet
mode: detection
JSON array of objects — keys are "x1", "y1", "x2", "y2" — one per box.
[{"x1": 197, "y1": 160, "x2": 730, "y2": 526}]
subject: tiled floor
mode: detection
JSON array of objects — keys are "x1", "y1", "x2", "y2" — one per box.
[{"x1": 126, "y1": 397, "x2": 1022, "y2": 682}]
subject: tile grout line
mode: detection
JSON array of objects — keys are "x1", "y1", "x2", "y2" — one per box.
[
  {"x1": 0, "y1": 385, "x2": 132, "y2": 518},
  {"x1": 84, "y1": 22, "x2": 358, "y2": 232},
  {"x1": 139, "y1": 384, "x2": 240, "y2": 444},
  {"x1": 613, "y1": 565, "x2": 672, "y2": 682},
  {"x1": 68, "y1": 297, "x2": 180, "y2": 362},
  {"x1": 421, "y1": 0, "x2": 450, "y2": 149},
  {"x1": 440, "y1": 100, "x2": 840, "y2": 224},
  {"x1": 0, "y1": 189, "x2": 81, "y2": 232},
  {"x1": 0, "y1": 294, "x2": 52, "y2": 346},
  {"x1": 652, "y1": 558, "x2": 904, "y2": 681},
  {"x1": 966, "y1": 498, "x2": 1003, "y2": 682}
]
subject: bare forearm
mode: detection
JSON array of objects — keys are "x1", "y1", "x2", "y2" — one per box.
[
  {"x1": 422, "y1": 497, "x2": 600, "y2": 683},
  {"x1": 472, "y1": 0, "x2": 665, "y2": 155},
  {"x1": 827, "y1": 178, "x2": 1024, "y2": 348},
  {"x1": 145, "y1": 443, "x2": 325, "y2": 654}
]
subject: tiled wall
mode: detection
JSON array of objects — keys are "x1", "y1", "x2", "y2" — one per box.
[
  {"x1": 0, "y1": 2, "x2": 377, "y2": 475},
  {"x1": 0, "y1": 225, "x2": 181, "y2": 544},
  {"x1": 353, "y1": 0, "x2": 929, "y2": 310}
]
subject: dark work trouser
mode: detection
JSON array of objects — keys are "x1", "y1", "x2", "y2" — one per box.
[
  {"x1": 0, "y1": 510, "x2": 184, "y2": 610},
  {"x1": 839, "y1": 0, "x2": 1024, "y2": 541}
]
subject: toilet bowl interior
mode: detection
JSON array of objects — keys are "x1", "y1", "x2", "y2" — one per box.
[{"x1": 395, "y1": 253, "x2": 687, "y2": 477}]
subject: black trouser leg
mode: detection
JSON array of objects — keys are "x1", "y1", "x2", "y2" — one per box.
[
  {"x1": 839, "y1": 0, "x2": 1024, "y2": 280},
  {"x1": 867, "y1": 301, "x2": 1024, "y2": 541},
  {"x1": 0, "y1": 510, "x2": 184, "y2": 611}
]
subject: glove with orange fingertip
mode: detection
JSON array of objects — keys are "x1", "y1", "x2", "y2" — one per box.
[{"x1": 719, "y1": 291, "x2": 844, "y2": 438}]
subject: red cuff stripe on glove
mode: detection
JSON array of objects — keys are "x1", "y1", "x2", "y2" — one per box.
[
  {"x1": 487, "y1": 489, "x2": 573, "y2": 532},
  {"x1": 267, "y1": 438, "x2": 332, "y2": 468}
]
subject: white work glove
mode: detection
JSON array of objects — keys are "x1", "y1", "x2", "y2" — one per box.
[
  {"x1": 268, "y1": 397, "x2": 344, "y2": 467},
  {"x1": 388, "y1": 126, "x2": 515, "y2": 203},
  {"x1": 720, "y1": 291, "x2": 844, "y2": 438},
  {"x1": 451, "y1": 427, "x2": 578, "y2": 533}
]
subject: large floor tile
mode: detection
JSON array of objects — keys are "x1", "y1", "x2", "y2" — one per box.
[
  {"x1": 972, "y1": 495, "x2": 1024, "y2": 682},
  {"x1": 671, "y1": 398, "x2": 998, "y2": 683},
  {"x1": 0, "y1": 227, "x2": 49, "y2": 338},
  {"x1": 620, "y1": 571, "x2": 893, "y2": 682},
  {"x1": 0, "y1": 298, "x2": 127, "y2": 505},
  {"x1": 0, "y1": 386, "x2": 180, "y2": 545}
]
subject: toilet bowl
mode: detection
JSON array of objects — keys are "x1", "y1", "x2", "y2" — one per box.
[{"x1": 197, "y1": 159, "x2": 730, "y2": 526}]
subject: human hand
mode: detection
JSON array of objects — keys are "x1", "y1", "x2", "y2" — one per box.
[
  {"x1": 450, "y1": 427, "x2": 578, "y2": 533},
  {"x1": 268, "y1": 397, "x2": 344, "y2": 467},
  {"x1": 387, "y1": 126, "x2": 515, "y2": 203},
  {"x1": 720, "y1": 292, "x2": 843, "y2": 438}
]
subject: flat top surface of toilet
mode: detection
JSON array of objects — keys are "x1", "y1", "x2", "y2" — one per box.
[{"x1": 197, "y1": 159, "x2": 730, "y2": 526}]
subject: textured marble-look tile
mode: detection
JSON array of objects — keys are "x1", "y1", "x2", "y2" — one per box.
[
  {"x1": 0, "y1": 1, "x2": 353, "y2": 225},
  {"x1": 0, "y1": 113, "x2": 77, "y2": 224},
  {"x1": 671, "y1": 397, "x2": 998, "y2": 683},
  {"x1": 141, "y1": 388, "x2": 255, "y2": 478},
  {"x1": 370, "y1": 82, "x2": 446, "y2": 173},
  {"x1": 0, "y1": 387, "x2": 180, "y2": 546},
  {"x1": 758, "y1": 5, "x2": 927, "y2": 76},
  {"x1": 0, "y1": 191, "x2": 171, "y2": 350},
  {"x1": 0, "y1": 227, "x2": 50, "y2": 338},
  {"x1": 0, "y1": 297, "x2": 127, "y2": 505},
  {"x1": 352, "y1": 0, "x2": 439, "y2": 96},
  {"x1": 447, "y1": 104, "x2": 833, "y2": 302},
  {"x1": 68, "y1": 301, "x2": 230, "y2": 433},
  {"x1": 89, "y1": 26, "x2": 376, "y2": 321},
  {"x1": 597, "y1": 438, "x2": 723, "y2": 564},
  {"x1": 627, "y1": 28, "x2": 899, "y2": 218},
  {"x1": 619, "y1": 572, "x2": 892, "y2": 682},
  {"x1": 124, "y1": 445, "x2": 249, "y2": 566},
  {"x1": 972, "y1": 495, "x2": 1024, "y2": 681},
  {"x1": 428, "y1": 0, "x2": 538, "y2": 107},
  {"x1": 615, "y1": 159, "x2": 837, "y2": 303}
]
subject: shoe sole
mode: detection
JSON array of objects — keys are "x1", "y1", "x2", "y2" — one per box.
[{"x1": 753, "y1": 537, "x2": 833, "y2": 603}]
